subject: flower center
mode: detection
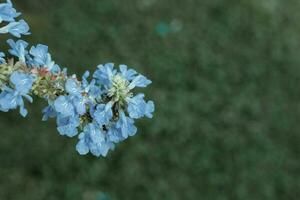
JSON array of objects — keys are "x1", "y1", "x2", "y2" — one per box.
[{"x1": 108, "y1": 74, "x2": 131, "y2": 103}]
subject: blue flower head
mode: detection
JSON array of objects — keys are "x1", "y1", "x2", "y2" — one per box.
[
  {"x1": 0, "y1": 1, "x2": 155, "y2": 158},
  {"x1": 93, "y1": 64, "x2": 152, "y2": 104}
]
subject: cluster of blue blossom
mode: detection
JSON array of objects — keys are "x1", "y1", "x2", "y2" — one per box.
[{"x1": 0, "y1": 0, "x2": 154, "y2": 157}]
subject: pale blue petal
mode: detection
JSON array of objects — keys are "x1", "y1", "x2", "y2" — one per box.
[
  {"x1": 42, "y1": 105, "x2": 57, "y2": 121},
  {"x1": 65, "y1": 78, "x2": 81, "y2": 96},
  {"x1": 93, "y1": 63, "x2": 116, "y2": 86},
  {"x1": 93, "y1": 103, "x2": 113, "y2": 125},
  {"x1": 10, "y1": 71, "x2": 35, "y2": 94},
  {"x1": 119, "y1": 64, "x2": 137, "y2": 81},
  {"x1": 145, "y1": 101, "x2": 155, "y2": 118},
  {"x1": 56, "y1": 115, "x2": 80, "y2": 137},
  {"x1": 127, "y1": 93, "x2": 147, "y2": 119},
  {"x1": 0, "y1": 0, "x2": 20, "y2": 22},
  {"x1": 128, "y1": 74, "x2": 152, "y2": 89},
  {"x1": 0, "y1": 20, "x2": 30, "y2": 37},
  {"x1": 72, "y1": 95, "x2": 86, "y2": 115},
  {"x1": 116, "y1": 111, "x2": 137, "y2": 138},
  {"x1": 76, "y1": 138, "x2": 89, "y2": 155},
  {"x1": 7, "y1": 39, "x2": 28, "y2": 62},
  {"x1": 29, "y1": 44, "x2": 48, "y2": 66},
  {"x1": 54, "y1": 96, "x2": 75, "y2": 117}
]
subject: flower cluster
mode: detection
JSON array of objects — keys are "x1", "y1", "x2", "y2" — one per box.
[{"x1": 0, "y1": 1, "x2": 154, "y2": 157}]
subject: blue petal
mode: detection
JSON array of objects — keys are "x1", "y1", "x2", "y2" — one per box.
[
  {"x1": 75, "y1": 123, "x2": 112, "y2": 157},
  {"x1": 107, "y1": 125, "x2": 125, "y2": 143},
  {"x1": 19, "y1": 105, "x2": 28, "y2": 117},
  {"x1": 93, "y1": 63, "x2": 116, "y2": 86},
  {"x1": 76, "y1": 137, "x2": 89, "y2": 155},
  {"x1": 0, "y1": 90, "x2": 18, "y2": 110},
  {"x1": 29, "y1": 44, "x2": 49, "y2": 66},
  {"x1": 7, "y1": 39, "x2": 28, "y2": 62},
  {"x1": 56, "y1": 115, "x2": 80, "y2": 137},
  {"x1": 88, "y1": 79, "x2": 102, "y2": 99},
  {"x1": 0, "y1": 19, "x2": 30, "y2": 37},
  {"x1": 65, "y1": 78, "x2": 81, "y2": 96},
  {"x1": 54, "y1": 96, "x2": 75, "y2": 117},
  {"x1": 93, "y1": 103, "x2": 113, "y2": 125},
  {"x1": 119, "y1": 64, "x2": 137, "y2": 81},
  {"x1": 128, "y1": 74, "x2": 152, "y2": 89},
  {"x1": 72, "y1": 95, "x2": 86, "y2": 115},
  {"x1": 145, "y1": 101, "x2": 155, "y2": 118},
  {"x1": 84, "y1": 123, "x2": 105, "y2": 144},
  {"x1": 0, "y1": 0, "x2": 20, "y2": 22},
  {"x1": 127, "y1": 93, "x2": 147, "y2": 119},
  {"x1": 81, "y1": 71, "x2": 90, "y2": 88},
  {"x1": 10, "y1": 71, "x2": 35, "y2": 94},
  {"x1": 42, "y1": 105, "x2": 57, "y2": 121},
  {"x1": 89, "y1": 141, "x2": 113, "y2": 157},
  {"x1": 116, "y1": 111, "x2": 137, "y2": 138}
]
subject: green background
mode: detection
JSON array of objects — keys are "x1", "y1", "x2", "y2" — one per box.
[{"x1": 0, "y1": 0, "x2": 300, "y2": 199}]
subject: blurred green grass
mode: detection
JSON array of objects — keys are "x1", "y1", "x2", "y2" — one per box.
[{"x1": 0, "y1": 0, "x2": 300, "y2": 199}]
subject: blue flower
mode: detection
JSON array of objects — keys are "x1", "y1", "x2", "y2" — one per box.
[
  {"x1": 10, "y1": 71, "x2": 35, "y2": 95},
  {"x1": 0, "y1": 72, "x2": 35, "y2": 117},
  {"x1": 65, "y1": 78, "x2": 87, "y2": 115},
  {"x1": 56, "y1": 115, "x2": 80, "y2": 137},
  {"x1": 29, "y1": 44, "x2": 48, "y2": 65},
  {"x1": 116, "y1": 111, "x2": 137, "y2": 139},
  {"x1": 126, "y1": 93, "x2": 147, "y2": 119},
  {"x1": 93, "y1": 63, "x2": 116, "y2": 86},
  {"x1": 0, "y1": 19, "x2": 30, "y2": 37},
  {"x1": 126, "y1": 93, "x2": 154, "y2": 119},
  {"x1": 54, "y1": 96, "x2": 75, "y2": 117},
  {"x1": 29, "y1": 44, "x2": 49, "y2": 65},
  {"x1": 0, "y1": 1, "x2": 156, "y2": 158},
  {"x1": 0, "y1": 0, "x2": 20, "y2": 22},
  {"x1": 28, "y1": 44, "x2": 60, "y2": 72},
  {"x1": 54, "y1": 78, "x2": 88, "y2": 119},
  {"x1": 0, "y1": 88, "x2": 20, "y2": 111},
  {"x1": 76, "y1": 123, "x2": 114, "y2": 157},
  {"x1": 65, "y1": 78, "x2": 81, "y2": 96},
  {"x1": 93, "y1": 63, "x2": 151, "y2": 89},
  {"x1": 107, "y1": 126, "x2": 125, "y2": 143},
  {"x1": 92, "y1": 103, "x2": 113, "y2": 126},
  {"x1": 7, "y1": 39, "x2": 28, "y2": 62},
  {"x1": 42, "y1": 104, "x2": 57, "y2": 121}
]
